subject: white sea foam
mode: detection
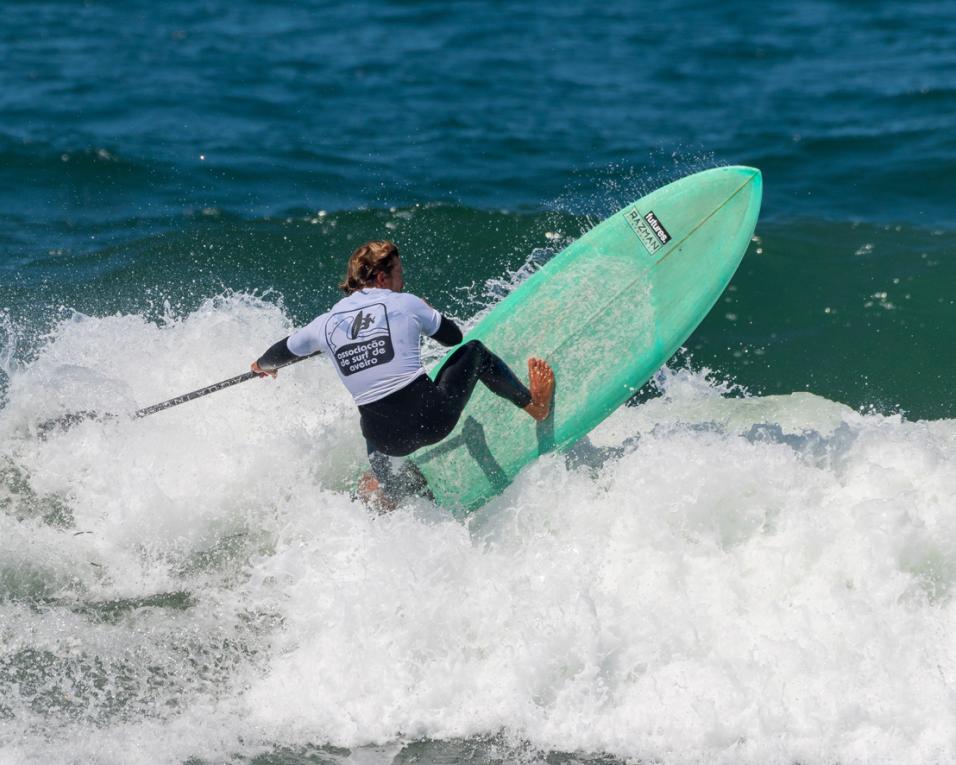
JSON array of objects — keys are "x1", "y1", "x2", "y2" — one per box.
[{"x1": 2, "y1": 294, "x2": 956, "y2": 764}]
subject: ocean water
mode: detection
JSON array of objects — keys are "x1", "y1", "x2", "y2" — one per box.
[{"x1": 2, "y1": 1, "x2": 955, "y2": 763}]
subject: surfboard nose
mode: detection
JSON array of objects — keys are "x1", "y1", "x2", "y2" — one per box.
[
  {"x1": 732, "y1": 164, "x2": 761, "y2": 183},
  {"x1": 644, "y1": 165, "x2": 763, "y2": 247},
  {"x1": 735, "y1": 165, "x2": 762, "y2": 190},
  {"x1": 723, "y1": 165, "x2": 761, "y2": 187},
  {"x1": 734, "y1": 165, "x2": 761, "y2": 179},
  {"x1": 721, "y1": 165, "x2": 763, "y2": 220},
  {"x1": 670, "y1": 165, "x2": 762, "y2": 209}
]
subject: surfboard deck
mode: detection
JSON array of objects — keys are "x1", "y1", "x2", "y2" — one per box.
[{"x1": 409, "y1": 166, "x2": 763, "y2": 511}]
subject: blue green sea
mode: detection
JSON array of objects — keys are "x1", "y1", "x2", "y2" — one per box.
[{"x1": 2, "y1": 2, "x2": 955, "y2": 763}]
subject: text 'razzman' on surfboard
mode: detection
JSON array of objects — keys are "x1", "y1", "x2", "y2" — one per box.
[{"x1": 625, "y1": 207, "x2": 671, "y2": 254}]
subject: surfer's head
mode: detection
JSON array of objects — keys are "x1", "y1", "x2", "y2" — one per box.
[{"x1": 340, "y1": 240, "x2": 403, "y2": 294}]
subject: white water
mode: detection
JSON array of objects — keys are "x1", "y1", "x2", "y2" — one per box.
[{"x1": 2, "y1": 294, "x2": 956, "y2": 764}]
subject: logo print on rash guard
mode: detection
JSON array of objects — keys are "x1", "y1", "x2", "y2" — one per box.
[
  {"x1": 350, "y1": 310, "x2": 375, "y2": 339},
  {"x1": 326, "y1": 302, "x2": 395, "y2": 376}
]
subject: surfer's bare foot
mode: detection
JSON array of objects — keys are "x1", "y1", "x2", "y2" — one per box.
[
  {"x1": 357, "y1": 472, "x2": 396, "y2": 513},
  {"x1": 524, "y1": 357, "x2": 554, "y2": 421}
]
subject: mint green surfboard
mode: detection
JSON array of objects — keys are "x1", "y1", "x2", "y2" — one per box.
[{"x1": 409, "y1": 166, "x2": 763, "y2": 510}]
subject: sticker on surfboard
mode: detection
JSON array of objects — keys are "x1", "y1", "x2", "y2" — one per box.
[{"x1": 624, "y1": 207, "x2": 671, "y2": 254}]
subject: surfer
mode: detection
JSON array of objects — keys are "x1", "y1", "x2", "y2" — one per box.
[{"x1": 251, "y1": 240, "x2": 554, "y2": 505}]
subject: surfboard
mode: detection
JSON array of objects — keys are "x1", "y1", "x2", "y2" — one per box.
[{"x1": 409, "y1": 166, "x2": 763, "y2": 511}]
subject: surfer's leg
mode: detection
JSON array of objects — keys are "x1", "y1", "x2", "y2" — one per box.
[
  {"x1": 435, "y1": 340, "x2": 532, "y2": 413},
  {"x1": 363, "y1": 447, "x2": 398, "y2": 508},
  {"x1": 361, "y1": 442, "x2": 432, "y2": 510},
  {"x1": 359, "y1": 342, "x2": 551, "y2": 466}
]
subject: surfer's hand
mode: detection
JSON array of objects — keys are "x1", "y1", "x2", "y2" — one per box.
[{"x1": 251, "y1": 361, "x2": 277, "y2": 379}]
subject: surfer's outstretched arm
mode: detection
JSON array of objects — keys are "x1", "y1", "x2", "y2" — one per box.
[
  {"x1": 252, "y1": 336, "x2": 295, "y2": 377},
  {"x1": 251, "y1": 319, "x2": 325, "y2": 378},
  {"x1": 251, "y1": 313, "x2": 330, "y2": 378}
]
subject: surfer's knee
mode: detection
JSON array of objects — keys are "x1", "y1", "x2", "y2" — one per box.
[
  {"x1": 448, "y1": 339, "x2": 482, "y2": 358},
  {"x1": 449, "y1": 339, "x2": 488, "y2": 365},
  {"x1": 465, "y1": 340, "x2": 499, "y2": 373},
  {"x1": 466, "y1": 340, "x2": 495, "y2": 364}
]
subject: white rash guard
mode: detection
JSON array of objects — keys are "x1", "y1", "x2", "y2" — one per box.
[{"x1": 286, "y1": 288, "x2": 442, "y2": 405}]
